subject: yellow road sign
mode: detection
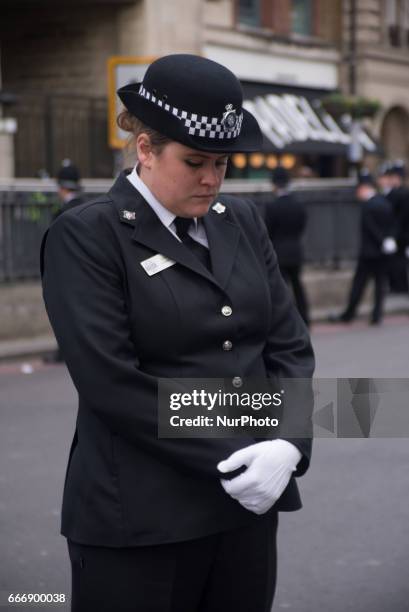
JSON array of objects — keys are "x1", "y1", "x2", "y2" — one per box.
[{"x1": 107, "y1": 56, "x2": 156, "y2": 149}]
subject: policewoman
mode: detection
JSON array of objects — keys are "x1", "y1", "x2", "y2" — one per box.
[{"x1": 41, "y1": 54, "x2": 314, "y2": 612}]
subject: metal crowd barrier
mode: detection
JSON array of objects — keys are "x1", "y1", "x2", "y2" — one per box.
[{"x1": 0, "y1": 178, "x2": 358, "y2": 282}]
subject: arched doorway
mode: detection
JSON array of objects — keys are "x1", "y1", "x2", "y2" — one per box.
[{"x1": 380, "y1": 106, "x2": 409, "y2": 162}]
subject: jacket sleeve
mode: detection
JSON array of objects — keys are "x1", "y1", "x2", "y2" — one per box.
[
  {"x1": 362, "y1": 201, "x2": 389, "y2": 245},
  {"x1": 263, "y1": 197, "x2": 276, "y2": 240},
  {"x1": 403, "y1": 201, "x2": 409, "y2": 247},
  {"x1": 247, "y1": 202, "x2": 315, "y2": 476},
  {"x1": 299, "y1": 200, "x2": 308, "y2": 234},
  {"x1": 41, "y1": 211, "x2": 255, "y2": 481}
]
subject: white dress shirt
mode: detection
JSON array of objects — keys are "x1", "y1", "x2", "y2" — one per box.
[{"x1": 126, "y1": 166, "x2": 209, "y2": 248}]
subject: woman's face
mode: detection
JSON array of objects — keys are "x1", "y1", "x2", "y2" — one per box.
[{"x1": 138, "y1": 138, "x2": 229, "y2": 218}]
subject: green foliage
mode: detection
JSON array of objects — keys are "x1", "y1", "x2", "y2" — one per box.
[
  {"x1": 24, "y1": 192, "x2": 57, "y2": 224},
  {"x1": 321, "y1": 94, "x2": 381, "y2": 119}
]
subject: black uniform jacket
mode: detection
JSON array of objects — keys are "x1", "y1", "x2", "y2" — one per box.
[
  {"x1": 52, "y1": 195, "x2": 85, "y2": 221},
  {"x1": 41, "y1": 171, "x2": 314, "y2": 548},
  {"x1": 360, "y1": 194, "x2": 395, "y2": 259},
  {"x1": 263, "y1": 192, "x2": 307, "y2": 267},
  {"x1": 387, "y1": 186, "x2": 409, "y2": 250}
]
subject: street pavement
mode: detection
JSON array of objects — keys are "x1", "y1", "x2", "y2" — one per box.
[
  {"x1": 275, "y1": 314, "x2": 409, "y2": 612},
  {"x1": 0, "y1": 315, "x2": 408, "y2": 611}
]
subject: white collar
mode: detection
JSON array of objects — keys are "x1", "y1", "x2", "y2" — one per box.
[
  {"x1": 126, "y1": 166, "x2": 176, "y2": 229},
  {"x1": 126, "y1": 166, "x2": 198, "y2": 231}
]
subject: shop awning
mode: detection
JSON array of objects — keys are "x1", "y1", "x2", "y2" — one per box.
[{"x1": 241, "y1": 82, "x2": 378, "y2": 155}]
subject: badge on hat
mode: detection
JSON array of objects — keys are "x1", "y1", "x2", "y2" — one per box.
[{"x1": 221, "y1": 104, "x2": 239, "y2": 133}]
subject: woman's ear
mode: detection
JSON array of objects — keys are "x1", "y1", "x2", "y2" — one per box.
[{"x1": 136, "y1": 133, "x2": 153, "y2": 169}]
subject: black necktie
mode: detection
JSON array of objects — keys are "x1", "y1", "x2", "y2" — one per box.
[{"x1": 174, "y1": 217, "x2": 211, "y2": 272}]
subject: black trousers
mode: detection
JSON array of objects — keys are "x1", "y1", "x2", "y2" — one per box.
[
  {"x1": 342, "y1": 257, "x2": 386, "y2": 323},
  {"x1": 280, "y1": 265, "x2": 310, "y2": 326},
  {"x1": 67, "y1": 512, "x2": 278, "y2": 612},
  {"x1": 386, "y1": 252, "x2": 409, "y2": 293}
]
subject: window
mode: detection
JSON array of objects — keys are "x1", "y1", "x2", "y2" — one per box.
[
  {"x1": 385, "y1": 0, "x2": 409, "y2": 47},
  {"x1": 291, "y1": 0, "x2": 313, "y2": 36},
  {"x1": 236, "y1": 0, "x2": 316, "y2": 38},
  {"x1": 237, "y1": 0, "x2": 261, "y2": 27},
  {"x1": 386, "y1": 0, "x2": 400, "y2": 46},
  {"x1": 404, "y1": 0, "x2": 409, "y2": 45}
]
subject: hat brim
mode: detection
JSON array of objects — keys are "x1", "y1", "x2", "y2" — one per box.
[
  {"x1": 117, "y1": 83, "x2": 262, "y2": 153},
  {"x1": 58, "y1": 180, "x2": 81, "y2": 190}
]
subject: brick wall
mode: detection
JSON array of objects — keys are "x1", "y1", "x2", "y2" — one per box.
[{"x1": 0, "y1": 3, "x2": 122, "y2": 96}]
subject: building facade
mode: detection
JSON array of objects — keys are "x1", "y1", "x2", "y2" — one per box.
[
  {"x1": 203, "y1": 0, "x2": 346, "y2": 177},
  {"x1": 0, "y1": 0, "x2": 408, "y2": 178},
  {"x1": 340, "y1": 0, "x2": 409, "y2": 165}
]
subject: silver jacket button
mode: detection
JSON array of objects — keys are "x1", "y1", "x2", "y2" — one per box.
[
  {"x1": 232, "y1": 376, "x2": 243, "y2": 388},
  {"x1": 221, "y1": 305, "x2": 232, "y2": 317},
  {"x1": 222, "y1": 340, "x2": 233, "y2": 351}
]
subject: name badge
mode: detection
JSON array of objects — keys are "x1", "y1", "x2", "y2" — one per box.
[{"x1": 140, "y1": 254, "x2": 176, "y2": 276}]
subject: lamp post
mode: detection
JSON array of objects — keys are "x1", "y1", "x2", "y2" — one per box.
[{"x1": 347, "y1": 0, "x2": 362, "y2": 177}]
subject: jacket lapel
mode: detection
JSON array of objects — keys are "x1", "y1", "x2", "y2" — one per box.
[
  {"x1": 132, "y1": 204, "x2": 216, "y2": 283},
  {"x1": 203, "y1": 205, "x2": 240, "y2": 289},
  {"x1": 109, "y1": 172, "x2": 219, "y2": 285}
]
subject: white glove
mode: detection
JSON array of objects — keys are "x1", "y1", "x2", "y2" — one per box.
[
  {"x1": 382, "y1": 237, "x2": 397, "y2": 255},
  {"x1": 405, "y1": 246, "x2": 409, "y2": 259},
  {"x1": 217, "y1": 439, "x2": 302, "y2": 515}
]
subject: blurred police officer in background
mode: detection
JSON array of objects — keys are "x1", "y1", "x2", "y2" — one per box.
[
  {"x1": 53, "y1": 159, "x2": 84, "y2": 220},
  {"x1": 377, "y1": 161, "x2": 392, "y2": 198},
  {"x1": 332, "y1": 170, "x2": 396, "y2": 325},
  {"x1": 384, "y1": 161, "x2": 409, "y2": 292},
  {"x1": 264, "y1": 166, "x2": 310, "y2": 327}
]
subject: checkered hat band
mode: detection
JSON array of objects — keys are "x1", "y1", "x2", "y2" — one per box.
[{"x1": 138, "y1": 85, "x2": 243, "y2": 139}]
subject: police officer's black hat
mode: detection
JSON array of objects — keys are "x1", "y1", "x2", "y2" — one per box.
[
  {"x1": 378, "y1": 161, "x2": 392, "y2": 177},
  {"x1": 357, "y1": 169, "x2": 376, "y2": 187},
  {"x1": 390, "y1": 159, "x2": 406, "y2": 178},
  {"x1": 272, "y1": 166, "x2": 290, "y2": 187},
  {"x1": 117, "y1": 54, "x2": 262, "y2": 153},
  {"x1": 57, "y1": 159, "x2": 81, "y2": 190}
]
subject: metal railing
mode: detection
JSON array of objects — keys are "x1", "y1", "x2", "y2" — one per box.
[
  {"x1": 6, "y1": 93, "x2": 114, "y2": 179},
  {"x1": 0, "y1": 178, "x2": 358, "y2": 282}
]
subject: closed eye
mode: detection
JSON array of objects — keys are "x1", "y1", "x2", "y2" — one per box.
[{"x1": 185, "y1": 159, "x2": 228, "y2": 168}]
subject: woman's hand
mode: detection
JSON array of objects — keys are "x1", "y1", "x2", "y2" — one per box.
[{"x1": 217, "y1": 440, "x2": 301, "y2": 515}]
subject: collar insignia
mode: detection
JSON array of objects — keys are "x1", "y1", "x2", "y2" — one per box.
[
  {"x1": 121, "y1": 210, "x2": 136, "y2": 221},
  {"x1": 212, "y1": 202, "x2": 226, "y2": 214}
]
